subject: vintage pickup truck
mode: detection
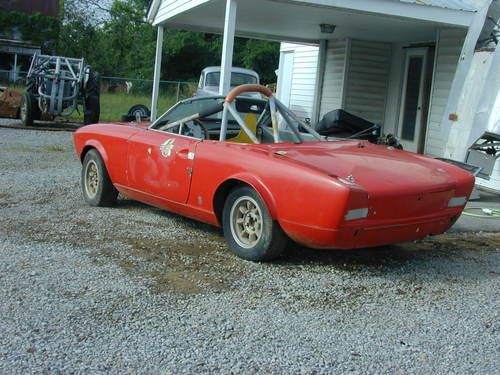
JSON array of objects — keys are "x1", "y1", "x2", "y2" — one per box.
[{"x1": 195, "y1": 66, "x2": 260, "y2": 98}]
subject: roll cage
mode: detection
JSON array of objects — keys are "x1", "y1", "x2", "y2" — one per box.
[{"x1": 150, "y1": 84, "x2": 324, "y2": 144}]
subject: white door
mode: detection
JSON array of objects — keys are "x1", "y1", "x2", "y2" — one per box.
[
  {"x1": 397, "y1": 48, "x2": 428, "y2": 152},
  {"x1": 277, "y1": 51, "x2": 294, "y2": 107}
]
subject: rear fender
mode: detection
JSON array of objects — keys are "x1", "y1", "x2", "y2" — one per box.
[{"x1": 221, "y1": 172, "x2": 277, "y2": 219}]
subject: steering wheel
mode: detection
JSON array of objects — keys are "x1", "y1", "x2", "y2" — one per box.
[{"x1": 181, "y1": 119, "x2": 209, "y2": 140}]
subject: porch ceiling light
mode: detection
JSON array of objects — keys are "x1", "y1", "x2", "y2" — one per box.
[{"x1": 320, "y1": 23, "x2": 336, "y2": 34}]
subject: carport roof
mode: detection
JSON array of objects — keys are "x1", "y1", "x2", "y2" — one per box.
[
  {"x1": 400, "y1": 0, "x2": 484, "y2": 12},
  {"x1": 147, "y1": 0, "x2": 475, "y2": 43}
]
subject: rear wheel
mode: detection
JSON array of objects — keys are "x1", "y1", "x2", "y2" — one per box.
[
  {"x1": 20, "y1": 92, "x2": 38, "y2": 126},
  {"x1": 81, "y1": 149, "x2": 118, "y2": 206},
  {"x1": 128, "y1": 104, "x2": 150, "y2": 119},
  {"x1": 222, "y1": 186, "x2": 287, "y2": 261},
  {"x1": 26, "y1": 78, "x2": 37, "y2": 95},
  {"x1": 121, "y1": 104, "x2": 151, "y2": 122},
  {"x1": 25, "y1": 80, "x2": 41, "y2": 122}
]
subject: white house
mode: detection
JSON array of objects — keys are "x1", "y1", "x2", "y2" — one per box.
[
  {"x1": 276, "y1": 32, "x2": 498, "y2": 153},
  {"x1": 146, "y1": 0, "x2": 499, "y2": 193}
]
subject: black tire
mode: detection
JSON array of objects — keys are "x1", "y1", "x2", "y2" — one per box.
[
  {"x1": 84, "y1": 69, "x2": 100, "y2": 125},
  {"x1": 128, "y1": 104, "x2": 150, "y2": 119},
  {"x1": 222, "y1": 186, "x2": 287, "y2": 261},
  {"x1": 26, "y1": 78, "x2": 37, "y2": 94},
  {"x1": 20, "y1": 92, "x2": 35, "y2": 126},
  {"x1": 81, "y1": 149, "x2": 118, "y2": 207}
]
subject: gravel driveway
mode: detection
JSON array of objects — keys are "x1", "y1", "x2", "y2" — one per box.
[{"x1": 0, "y1": 125, "x2": 499, "y2": 374}]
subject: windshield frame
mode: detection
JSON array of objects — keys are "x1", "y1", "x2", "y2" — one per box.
[{"x1": 149, "y1": 96, "x2": 225, "y2": 130}]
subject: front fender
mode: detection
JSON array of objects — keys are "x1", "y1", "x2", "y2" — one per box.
[{"x1": 78, "y1": 139, "x2": 110, "y2": 166}]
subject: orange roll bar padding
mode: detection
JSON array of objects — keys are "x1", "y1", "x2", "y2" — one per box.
[{"x1": 225, "y1": 84, "x2": 273, "y2": 103}]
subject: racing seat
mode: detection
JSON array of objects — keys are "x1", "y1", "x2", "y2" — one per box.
[{"x1": 227, "y1": 112, "x2": 258, "y2": 143}]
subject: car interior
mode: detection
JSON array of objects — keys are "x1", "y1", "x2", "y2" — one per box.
[{"x1": 151, "y1": 96, "x2": 320, "y2": 144}]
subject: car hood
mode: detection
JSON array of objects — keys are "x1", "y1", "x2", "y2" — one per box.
[
  {"x1": 262, "y1": 141, "x2": 464, "y2": 194},
  {"x1": 111, "y1": 121, "x2": 151, "y2": 129}
]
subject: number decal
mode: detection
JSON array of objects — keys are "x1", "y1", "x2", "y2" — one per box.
[{"x1": 160, "y1": 138, "x2": 175, "y2": 158}]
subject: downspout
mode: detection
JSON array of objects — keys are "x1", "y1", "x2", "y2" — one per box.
[{"x1": 311, "y1": 39, "x2": 327, "y2": 124}]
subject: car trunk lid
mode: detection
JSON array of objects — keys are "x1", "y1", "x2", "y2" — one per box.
[{"x1": 263, "y1": 141, "x2": 459, "y2": 220}]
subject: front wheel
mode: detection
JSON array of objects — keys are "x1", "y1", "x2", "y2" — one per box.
[
  {"x1": 222, "y1": 186, "x2": 287, "y2": 261},
  {"x1": 81, "y1": 149, "x2": 118, "y2": 206}
]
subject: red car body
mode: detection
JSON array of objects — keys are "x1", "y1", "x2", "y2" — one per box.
[{"x1": 74, "y1": 121, "x2": 474, "y2": 249}]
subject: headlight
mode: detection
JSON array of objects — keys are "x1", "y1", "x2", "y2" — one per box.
[{"x1": 448, "y1": 196, "x2": 467, "y2": 207}]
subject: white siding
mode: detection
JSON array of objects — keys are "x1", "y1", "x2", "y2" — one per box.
[
  {"x1": 155, "y1": 0, "x2": 210, "y2": 24},
  {"x1": 425, "y1": 28, "x2": 466, "y2": 156},
  {"x1": 319, "y1": 40, "x2": 347, "y2": 118},
  {"x1": 343, "y1": 40, "x2": 392, "y2": 126},
  {"x1": 279, "y1": 43, "x2": 319, "y2": 119}
]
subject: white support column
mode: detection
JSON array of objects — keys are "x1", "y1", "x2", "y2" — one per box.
[
  {"x1": 311, "y1": 39, "x2": 327, "y2": 124},
  {"x1": 13, "y1": 53, "x2": 18, "y2": 82},
  {"x1": 151, "y1": 25, "x2": 164, "y2": 121},
  {"x1": 219, "y1": 0, "x2": 237, "y2": 95}
]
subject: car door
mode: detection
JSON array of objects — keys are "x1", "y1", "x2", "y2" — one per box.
[{"x1": 127, "y1": 128, "x2": 199, "y2": 203}]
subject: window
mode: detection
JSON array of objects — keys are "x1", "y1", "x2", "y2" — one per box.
[{"x1": 205, "y1": 72, "x2": 258, "y2": 87}]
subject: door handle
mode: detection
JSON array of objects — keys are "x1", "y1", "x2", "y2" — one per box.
[{"x1": 176, "y1": 148, "x2": 190, "y2": 158}]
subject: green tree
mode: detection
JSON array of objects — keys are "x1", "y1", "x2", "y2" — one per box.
[
  {"x1": 0, "y1": 11, "x2": 60, "y2": 53},
  {"x1": 239, "y1": 39, "x2": 279, "y2": 84},
  {"x1": 56, "y1": 0, "x2": 280, "y2": 83}
]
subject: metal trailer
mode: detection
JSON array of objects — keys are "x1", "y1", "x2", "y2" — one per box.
[
  {"x1": 465, "y1": 132, "x2": 500, "y2": 194},
  {"x1": 20, "y1": 53, "x2": 100, "y2": 126}
]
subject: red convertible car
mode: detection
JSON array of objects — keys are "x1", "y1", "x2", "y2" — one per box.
[{"x1": 74, "y1": 85, "x2": 474, "y2": 261}]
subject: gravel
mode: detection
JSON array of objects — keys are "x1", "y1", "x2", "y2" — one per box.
[{"x1": 0, "y1": 124, "x2": 499, "y2": 374}]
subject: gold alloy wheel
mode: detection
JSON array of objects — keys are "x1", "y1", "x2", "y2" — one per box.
[
  {"x1": 84, "y1": 160, "x2": 99, "y2": 198},
  {"x1": 230, "y1": 196, "x2": 263, "y2": 248}
]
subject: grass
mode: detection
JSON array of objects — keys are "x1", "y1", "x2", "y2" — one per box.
[
  {"x1": 66, "y1": 92, "x2": 180, "y2": 123},
  {"x1": 73, "y1": 92, "x2": 179, "y2": 123},
  {"x1": 3, "y1": 84, "x2": 192, "y2": 123},
  {"x1": 45, "y1": 145, "x2": 65, "y2": 152}
]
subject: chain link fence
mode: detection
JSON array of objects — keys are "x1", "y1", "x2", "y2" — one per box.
[
  {"x1": 100, "y1": 76, "x2": 196, "y2": 103},
  {"x1": 0, "y1": 70, "x2": 198, "y2": 122},
  {"x1": 0, "y1": 69, "x2": 28, "y2": 86},
  {"x1": 0, "y1": 70, "x2": 196, "y2": 101}
]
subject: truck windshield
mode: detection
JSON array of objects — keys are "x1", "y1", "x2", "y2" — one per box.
[{"x1": 205, "y1": 72, "x2": 258, "y2": 86}]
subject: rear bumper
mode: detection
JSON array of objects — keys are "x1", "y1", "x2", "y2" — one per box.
[{"x1": 280, "y1": 208, "x2": 462, "y2": 249}]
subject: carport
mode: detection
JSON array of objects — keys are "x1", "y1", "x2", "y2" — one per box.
[{"x1": 146, "y1": 0, "x2": 490, "y2": 156}]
